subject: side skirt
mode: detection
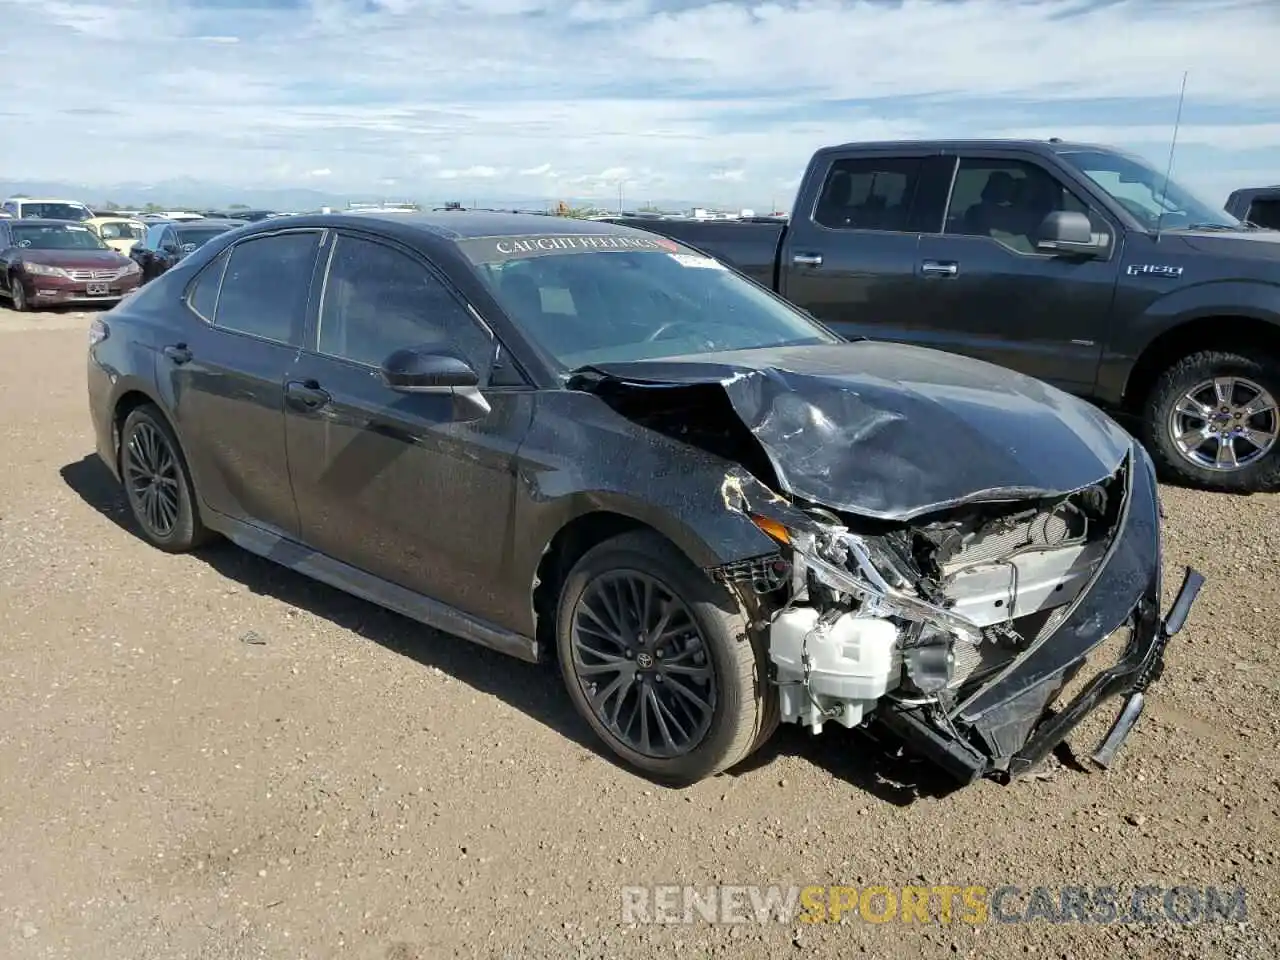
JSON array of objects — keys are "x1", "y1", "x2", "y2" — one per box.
[{"x1": 206, "y1": 512, "x2": 540, "y2": 664}]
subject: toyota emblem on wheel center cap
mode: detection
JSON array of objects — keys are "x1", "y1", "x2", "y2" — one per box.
[{"x1": 636, "y1": 652, "x2": 654, "y2": 669}]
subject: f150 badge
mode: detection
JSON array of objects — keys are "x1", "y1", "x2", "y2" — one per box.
[{"x1": 1127, "y1": 263, "x2": 1184, "y2": 278}]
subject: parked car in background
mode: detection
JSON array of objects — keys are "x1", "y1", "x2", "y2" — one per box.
[
  {"x1": 203, "y1": 208, "x2": 280, "y2": 222},
  {"x1": 129, "y1": 218, "x2": 246, "y2": 283},
  {"x1": 610, "y1": 140, "x2": 1280, "y2": 494},
  {"x1": 1225, "y1": 185, "x2": 1280, "y2": 230},
  {"x1": 1, "y1": 197, "x2": 94, "y2": 221},
  {"x1": 85, "y1": 210, "x2": 1201, "y2": 787},
  {"x1": 0, "y1": 218, "x2": 141, "y2": 310},
  {"x1": 84, "y1": 216, "x2": 148, "y2": 255}
]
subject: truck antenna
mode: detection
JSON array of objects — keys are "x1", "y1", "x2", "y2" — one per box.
[{"x1": 1155, "y1": 71, "x2": 1189, "y2": 242}]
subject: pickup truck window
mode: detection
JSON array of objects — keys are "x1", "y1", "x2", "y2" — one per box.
[
  {"x1": 813, "y1": 157, "x2": 921, "y2": 232},
  {"x1": 944, "y1": 158, "x2": 1098, "y2": 254},
  {"x1": 1057, "y1": 148, "x2": 1238, "y2": 230}
]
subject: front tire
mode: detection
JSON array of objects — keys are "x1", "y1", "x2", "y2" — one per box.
[
  {"x1": 555, "y1": 530, "x2": 773, "y2": 786},
  {"x1": 10, "y1": 275, "x2": 28, "y2": 312},
  {"x1": 119, "y1": 404, "x2": 211, "y2": 552},
  {"x1": 1141, "y1": 350, "x2": 1280, "y2": 492}
]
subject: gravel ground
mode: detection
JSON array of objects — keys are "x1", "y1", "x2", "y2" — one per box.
[{"x1": 1, "y1": 306, "x2": 1277, "y2": 960}]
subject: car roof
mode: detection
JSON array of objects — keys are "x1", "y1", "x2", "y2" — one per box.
[
  {"x1": 304, "y1": 209, "x2": 658, "y2": 241},
  {"x1": 172, "y1": 218, "x2": 247, "y2": 227},
  {"x1": 4, "y1": 197, "x2": 91, "y2": 204},
  {"x1": 6, "y1": 218, "x2": 85, "y2": 226},
  {"x1": 819, "y1": 138, "x2": 1123, "y2": 155}
]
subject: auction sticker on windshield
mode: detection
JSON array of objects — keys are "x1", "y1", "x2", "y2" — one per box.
[
  {"x1": 668, "y1": 252, "x2": 726, "y2": 270},
  {"x1": 457, "y1": 233, "x2": 683, "y2": 264}
]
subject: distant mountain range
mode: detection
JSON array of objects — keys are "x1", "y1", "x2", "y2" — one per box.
[{"x1": 0, "y1": 176, "x2": 744, "y2": 214}]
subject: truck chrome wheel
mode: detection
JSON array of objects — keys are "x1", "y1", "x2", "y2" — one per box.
[
  {"x1": 1168, "y1": 376, "x2": 1278, "y2": 472},
  {"x1": 569, "y1": 570, "x2": 717, "y2": 759}
]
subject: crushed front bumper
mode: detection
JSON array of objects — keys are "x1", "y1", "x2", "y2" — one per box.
[{"x1": 878, "y1": 446, "x2": 1205, "y2": 784}]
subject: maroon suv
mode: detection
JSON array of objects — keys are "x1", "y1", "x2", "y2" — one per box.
[{"x1": 0, "y1": 219, "x2": 142, "y2": 311}]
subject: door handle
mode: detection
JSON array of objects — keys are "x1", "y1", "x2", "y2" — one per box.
[
  {"x1": 285, "y1": 379, "x2": 332, "y2": 410},
  {"x1": 920, "y1": 260, "x2": 959, "y2": 278},
  {"x1": 792, "y1": 252, "x2": 824, "y2": 267},
  {"x1": 162, "y1": 343, "x2": 192, "y2": 364}
]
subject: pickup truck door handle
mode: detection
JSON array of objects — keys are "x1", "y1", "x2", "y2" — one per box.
[
  {"x1": 162, "y1": 343, "x2": 192, "y2": 364},
  {"x1": 792, "y1": 252, "x2": 824, "y2": 267},
  {"x1": 285, "y1": 379, "x2": 332, "y2": 410},
  {"x1": 920, "y1": 260, "x2": 959, "y2": 278}
]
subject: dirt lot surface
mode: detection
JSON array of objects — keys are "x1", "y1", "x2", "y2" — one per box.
[{"x1": 1, "y1": 306, "x2": 1277, "y2": 960}]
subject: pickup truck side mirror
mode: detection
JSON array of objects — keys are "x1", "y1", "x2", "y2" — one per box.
[
  {"x1": 380, "y1": 344, "x2": 491, "y2": 421},
  {"x1": 1035, "y1": 211, "x2": 1107, "y2": 258}
]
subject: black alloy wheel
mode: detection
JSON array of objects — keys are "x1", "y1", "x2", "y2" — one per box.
[
  {"x1": 119, "y1": 404, "x2": 211, "y2": 552},
  {"x1": 555, "y1": 530, "x2": 774, "y2": 785},
  {"x1": 570, "y1": 569, "x2": 717, "y2": 759}
]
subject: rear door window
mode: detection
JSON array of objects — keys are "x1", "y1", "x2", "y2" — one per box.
[
  {"x1": 812, "y1": 157, "x2": 924, "y2": 232},
  {"x1": 211, "y1": 231, "x2": 320, "y2": 346}
]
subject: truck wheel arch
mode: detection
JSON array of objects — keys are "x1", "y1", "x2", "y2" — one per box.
[{"x1": 1123, "y1": 313, "x2": 1280, "y2": 412}]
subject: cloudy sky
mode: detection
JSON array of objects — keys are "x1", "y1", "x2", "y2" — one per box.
[{"x1": 1, "y1": 0, "x2": 1278, "y2": 206}]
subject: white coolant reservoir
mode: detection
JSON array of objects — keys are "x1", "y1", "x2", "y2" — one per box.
[{"x1": 769, "y1": 607, "x2": 902, "y2": 733}]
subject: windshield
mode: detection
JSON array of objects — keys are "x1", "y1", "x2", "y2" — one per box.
[
  {"x1": 1057, "y1": 149, "x2": 1241, "y2": 231},
  {"x1": 176, "y1": 226, "x2": 234, "y2": 247},
  {"x1": 98, "y1": 221, "x2": 145, "y2": 241},
  {"x1": 459, "y1": 233, "x2": 836, "y2": 368},
  {"x1": 20, "y1": 202, "x2": 93, "y2": 222},
  {"x1": 11, "y1": 223, "x2": 108, "y2": 250}
]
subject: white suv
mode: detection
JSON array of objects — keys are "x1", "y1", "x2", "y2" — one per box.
[{"x1": 1, "y1": 197, "x2": 95, "y2": 221}]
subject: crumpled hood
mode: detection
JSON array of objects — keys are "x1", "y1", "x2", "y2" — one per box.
[{"x1": 569, "y1": 340, "x2": 1134, "y2": 520}]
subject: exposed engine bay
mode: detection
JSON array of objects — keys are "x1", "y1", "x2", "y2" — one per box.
[{"x1": 719, "y1": 475, "x2": 1121, "y2": 740}]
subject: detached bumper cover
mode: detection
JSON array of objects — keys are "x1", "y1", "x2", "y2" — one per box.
[
  {"x1": 1006, "y1": 564, "x2": 1203, "y2": 777},
  {"x1": 880, "y1": 446, "x2": 1205, "y2": 783}
]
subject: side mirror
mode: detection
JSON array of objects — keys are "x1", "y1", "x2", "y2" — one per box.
[
  {"x1": 1035, "y1": 211, "x2": 1108, "y2": 258},
  {"x1": 381, "y1": 345, "x2": 478, "y2": 391},
  {"x1": 381, "y1": 346, "x2": 490, "y2": 421}
]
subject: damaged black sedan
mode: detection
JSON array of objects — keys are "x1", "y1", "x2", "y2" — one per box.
[{"x1": 87, "y1": 211, "x2": 1204, "y2": 787}]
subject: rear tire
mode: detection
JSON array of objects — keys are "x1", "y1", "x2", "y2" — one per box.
[
  {"x1": 119, "y1": 404, "x2": 212, "y2": 552},
  {"x1": 555, "y1": 530, "x2": 774, "y2": 786},
  {"x1": 1141, "y1": 350, "x2": 1280, "y2": 492}
]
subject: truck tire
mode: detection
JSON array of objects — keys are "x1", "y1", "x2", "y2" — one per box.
[
  {"x1": 555, "y1": 529, "x2": 774, "y2": 786},
  {"x1": 1141, "y1": 349, "x2": 1280, "y2": 492}
]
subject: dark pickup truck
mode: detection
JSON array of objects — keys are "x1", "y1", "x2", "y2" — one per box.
[
  {"x1": 609, "y1": 139, "x2": 1280, "y2": 493},
  {"x1": 1226, "y1": 185, "x2": 1280, "y2": 230}
]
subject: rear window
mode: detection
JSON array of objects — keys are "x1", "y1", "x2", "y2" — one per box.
[
  {"x1": 177, "y1": 226, "x2": 236, "y2": 248},
  {"x1": 20, "y1": 202, "x2": 92, "y2": 221}
]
